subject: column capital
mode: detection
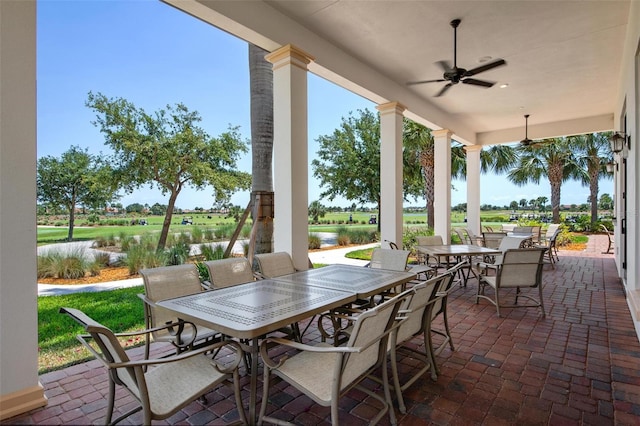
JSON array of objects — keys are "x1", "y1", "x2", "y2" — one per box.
[
  {"x1": 432, "y1": 128, "x2": 453, "y2": 139},
  {"x1": 376, "y1": 101, "x2": 406, "y2": 115},
  {"x1": 265, "y1": 44, "x2": 315, "y2": 71},
  {"x1": 463, "y1": 144, "x2": 483, "y2": 153}
]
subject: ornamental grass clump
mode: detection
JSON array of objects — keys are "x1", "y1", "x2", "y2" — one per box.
[{"x1": 308, "y1": 233, "x2": 322, "y2": 249}]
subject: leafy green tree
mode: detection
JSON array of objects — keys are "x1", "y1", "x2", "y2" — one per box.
[
  {"x1": 519, "y1": 199, "x2": 527, "y2": 210},
  {"x1": 572, "y1": 132, "x2": 613, "y2": 226},
  {"x1": 86, "y1": 92, "x2": 251, "y2": 250},
  {"x1": 509, "y1": 201, "x2": 518, "y2": 211},
  {"x1": 150, "y1": 203, "x2": 167, "y2": 216},
  {"x1": 126, "y1": 203, "x2": 144, "y2": 213},
  {"x1": 37, "y1": 145, "x2": 116, "y2": 241},
  {"x1": 537, "y1": 196, "x2": 548, "y2": 212},
  {"x1": 508, "y1": 138, "x2": 584, "y2": 223},
  {"x1": 313, "y1": 109, "x2": 383, "y2": 215},
  {"x1": 599, "y1": 193, "x2": 613, "y2": 211},
  {"x1": 308, "y1": 200, "x2": 327, "y2": 223}
]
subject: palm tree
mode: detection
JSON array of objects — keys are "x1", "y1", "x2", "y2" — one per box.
[
  {"x1": 403, "y1": 120, "x2": 435, "y2": 228},
  {"x1": 571, "y1": 132, "x2": 613, "y2": 227},
  {"x1": 249, "y1": 44, "x2": 274, "y2": 254},
  {"x1": 308, "y1": 200, "x2": 327, "y2": 223},
  {"x1": 508, "y1": 137, "x2": 584, "y2": 223}
]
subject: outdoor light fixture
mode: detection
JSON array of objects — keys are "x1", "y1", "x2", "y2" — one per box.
[
  {"x1": 606, "y1": 161, "x2": 616, "y2": 173},
  {"x1": 609, "y1": 132, "x2": 627, "y2": 154}
]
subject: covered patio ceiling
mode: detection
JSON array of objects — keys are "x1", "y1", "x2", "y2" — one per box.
[{"x1": 165, "y1": 0, "x2": 629, "y2": 146}]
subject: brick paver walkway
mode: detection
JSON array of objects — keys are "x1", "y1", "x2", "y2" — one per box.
[{"x1": 6, "y1": 235, "x2": 639, "y2": 425}]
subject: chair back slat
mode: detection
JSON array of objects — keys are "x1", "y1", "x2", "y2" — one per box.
[
  {"x1": 340, "y1": 293, "x2": 406, "y2": 387},
  {"x1": 140, "y1": 264, "x2": 202, "y2": 334},
  {"x1": 369, "y1": 248, "x2": 410, "y2": 271},
  {"x1": 254, "y1": 252, "x2": 296, "y2": 277},
  {"x1": 497, "y1": 249, "x2": 545, "y2": 289},
  {"x1": 482, "y1": 232, "x2": 507, "y2": 249},
  {"x1": 60, "y1": 307, "x2": 140, "y2": 398},
  {"x1": 416, "y1": 235, "x2": 443, "y2": 246},
  {"x1": 205, "y1": 258, "x2": 254, "y2": 288}
]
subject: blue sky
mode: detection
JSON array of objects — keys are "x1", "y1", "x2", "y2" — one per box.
[{"x1": 37, "y1": 0, "x2": 611, "y2": 211}]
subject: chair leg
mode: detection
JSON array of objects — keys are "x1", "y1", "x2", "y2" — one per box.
[
  {"x1": 381, "y1": 356, "x2": 398, "y2": 426},
  {"x1": 257, "y1": 367, "x2": 271, "y2": 425},
  {"x1": 495, "y1": 287, "x2": 502, "y2": 317},
  {"x1": 538, "y1": 285, "x2": 546, "y2": 317},
  {"x1": 106, "y1": 378, "x2": 116, "y2": 425},
  {"x1": 442, "y1": 305, "x2": 454, "y2": 351},
  {"x1": 389, "y1": 340, "x2": 407, "y2": 414}
]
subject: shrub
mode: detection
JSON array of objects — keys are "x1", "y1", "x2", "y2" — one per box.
[
  {"x1": 92, "y1": 236, "x2": 109, "y2": 248},
  {"x1": 93, "y1": 252, "x2": 111, "y2": 267},
  {"x1": 166, "y1": 242, "x2": 191, "y2": 265},
  {"x1": 203, "y1": 228, "x2": 215, "y2": 241},
  {"x1": 37, "y1": 255, "x2": 56, "y2": 278},
  {"x1": 308, "y1": 233, "x2": 322, "y2": 249},
  {"x1": 336, "y1": 226, "x2": 350, "y2": 246},
  {"x1": 199, "y1": 243, "x2": 226, "y2": 261},
  {"x1": 241, "y1": 224, "x2": 252, "y2": 239},
  {"x1": 190, "y1": 226, "x2": 203, "y2": 244}
]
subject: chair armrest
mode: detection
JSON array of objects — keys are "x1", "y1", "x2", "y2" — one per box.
[
  {"x1": 98, "y1": 339, "x2": 243, "y2": 372},
  {"x1": 201, "y1": 280, "x2": 213, "y2": 291}
]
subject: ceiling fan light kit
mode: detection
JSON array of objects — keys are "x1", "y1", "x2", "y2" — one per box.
[{"x1": 406, "y1": 18, "x2": 507, "y2": 97}]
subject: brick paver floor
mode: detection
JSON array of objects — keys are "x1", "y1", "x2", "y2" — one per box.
[{"x1": 6, "y1": 234, "x2": 639, "y2": 425}]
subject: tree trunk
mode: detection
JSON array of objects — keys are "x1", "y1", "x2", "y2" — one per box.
[
  {"x1": 67, "y1": 201, "x2": 76, "y2": 241},
  {"x1": 589, "y1": 163, "x2": 599, "y2": 227},
  {"x1": 420, "y1": 149, "x2": 435, "y2": 230},
  {"x1": 249, "y1": 44, "x2": 274, "y2": 254},
  {"x1": 157, "y1": 190, "x2": 178, "y2": 250}
]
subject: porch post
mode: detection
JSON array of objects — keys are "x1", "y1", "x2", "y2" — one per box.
[
  {"x1": 0, "y1": 1, "x2": 47, "y2": 420},
  {"x1": 464, "y1": 145, "x2": 482, "y2": 237},
  {"x1": 377, "y1": 102, "x2": 406, "y2": 249},
  {"x1": 265, "y1": 45, "x2": 314, "y2": 270},
  {"x1": 432, "y1": 129, "x2": 452, "y2": 244}
]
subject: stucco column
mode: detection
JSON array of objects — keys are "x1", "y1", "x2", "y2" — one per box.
[
  {"x1": 0, "y1": 1, "x2": 47, "y2": 420},
  {"x1": 464, "y1": 145, "x2": 482, "y2": 237},
  {"x1": 377, "y1": 102, "x2": 406, "y2": 249},
  {"x1": 432, "y1": 129, "x2": 452, "y2": 243},
  {"x1": 265, "y1": 45, "x2": 314, "y2": 270}
]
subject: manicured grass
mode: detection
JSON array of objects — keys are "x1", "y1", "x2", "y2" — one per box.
[{"x1": 38, "y1": 286, "x2": 145, "y2": 373}]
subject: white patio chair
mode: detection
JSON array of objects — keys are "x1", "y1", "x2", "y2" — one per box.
[
  {"x1": 59, "y1": 307, "x2": 246, "y2": 425},
  {"x1": 476, "y1": 248, "x2": 546, "y2": 317},
  {"x1": 258, "y1": 291, "x2": 410, "y2": 426}
]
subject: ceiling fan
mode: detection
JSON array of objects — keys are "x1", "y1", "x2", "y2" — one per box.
[
  {"x1": 520, "y1": 114, "x2": 533, "y2": 146},
  {"x1": 406, "y1": 18, "x2": 507, "y2": 97}
]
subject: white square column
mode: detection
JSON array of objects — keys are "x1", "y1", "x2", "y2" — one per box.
[
  {"x1": 432, "y1": 129, "x2": 452, "y2": 244},
  {"x1": 265, "y1": 45, "x2": 314, "y2": 270},
  {"x1": 377, "y1": 102, "x2": 406, "y2": 249},
  {"x1": 464, "y1": 145, "x2": 482, "y2": 237},
  {"x1": 0, "y1": 1, "x2": 47, "y2": 420}
]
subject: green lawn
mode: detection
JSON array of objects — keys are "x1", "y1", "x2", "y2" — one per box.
[{"x1": 38, "y1": 286, "x2": 145, "y2": 373}]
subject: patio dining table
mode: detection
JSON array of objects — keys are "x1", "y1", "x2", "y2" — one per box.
[
  {"x1": 416, "y1": 244, "x2": 501, "y2": 285},
  {"x1": 156, "y1": 264, "x2": 414, "y2": 424}
]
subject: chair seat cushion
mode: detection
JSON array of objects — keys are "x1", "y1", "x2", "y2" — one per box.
[
  {"x1": 272, "y1": 344, "x2": 340, "y2": 405},
  {"x1": 146, "y1": 353, "x2": 228, "y2": 418}
]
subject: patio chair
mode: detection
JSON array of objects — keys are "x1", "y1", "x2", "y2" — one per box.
[
  {"x1": 139, "y1": 264, "x2": 221, "y2": 360},
  {"x1": 600, "y1": 224, "x2": 614, "y2": 254},
  {"x1": 453, "y1": 228, "x2": 471, "y2": 244},
  {"x1": 466, "y1": 227, "x2": 483, "y2": 245},
  {"x1": 253, "y1": 252, "x2": 304, "y2": 341},
  {"x1": 387, "y1": 271, "x2": 452, "y2": 413},
  {"x1": 428, "y1": 262, "x2": 466, "y2": 376},
  {"x1": 253, "y1": 251, "x2": 297, "y2": 278},
  {"x1": 415, "y1": 235, "x2": 448, "y2": 271},
  {"x1": 258, "y1": 291, "x2": 410, "y2": 426},
  {"x1": 482, "y1": 231, "x2": 507, "y2": 249},
  {"x1": 203, "y1": 257, "x2": 255, "y2": 289},
  {"x1": 474, "y1": 235, "x2": 528, "y2": 273},
  {"x1": 59, "y1": 307, "x2": 247, "y2": 426},
  {"x1": 536, "y1": 226, "x2": 560, "y2": 268},
  {"x1": 476, "y1": 248, "x2": 546, "y2": 317}
]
